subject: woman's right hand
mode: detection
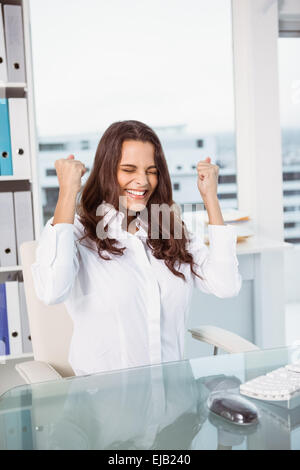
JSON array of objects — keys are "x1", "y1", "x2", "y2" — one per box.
[{"x1": 54, "y1": 155, "x2": 87, "y2": 195}]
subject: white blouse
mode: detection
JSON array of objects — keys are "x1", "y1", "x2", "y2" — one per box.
[{"x1": 31, "y1": 201, "x2": 242, "y2": 376}]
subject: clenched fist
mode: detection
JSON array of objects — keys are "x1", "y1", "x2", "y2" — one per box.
[
  {"x1": 197, "y1": 157, "x2": 219, "y2": 201},
  {"x1": 54, "y1": 155, "x2": 87, "y2": 195}
]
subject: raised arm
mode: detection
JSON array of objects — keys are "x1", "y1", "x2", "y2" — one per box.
[
  {"x1": 189, "y1": 157, "x2": 242, "y2": 298},
  {"x1": 52, "y1": 154, "x2": 86, "y2": 225},
  {"x1": 31, "y1": 155, "x2": 87, "y2": 305},
  {"x1": 197, "y1": 156, "x2": 226, "y2": 225}
]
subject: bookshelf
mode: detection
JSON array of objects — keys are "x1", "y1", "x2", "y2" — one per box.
[{"x1": 0, "y1": 0, "x2": 41, "y2": 360}]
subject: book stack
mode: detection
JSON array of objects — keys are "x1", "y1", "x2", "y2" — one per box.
[
  {"x1": 182, "y1": 209, "x2": 254, "y2": 244},
  {"x1": 203, "y1": 210, "x2": 254, "y2": 244}
]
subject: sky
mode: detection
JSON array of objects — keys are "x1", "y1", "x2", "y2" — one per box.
[
  {"x1": 29, "y1": 0, "x2": 299, "y2": 138},
  {"x1": 29, "y1": 0, "x2": 236, "y2": 137}
]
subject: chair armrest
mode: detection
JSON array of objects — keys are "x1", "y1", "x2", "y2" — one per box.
[
  {"x1": 15, "y1": 360, "x2": 63, "y2": 384},
  {"x1": 188, "y1": 325, "x2": 259, "y2": 354}
]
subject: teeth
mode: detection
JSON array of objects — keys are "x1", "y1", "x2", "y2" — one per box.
[{"x1": 126, "y1": 190, "x2": 146, "y2": 196}]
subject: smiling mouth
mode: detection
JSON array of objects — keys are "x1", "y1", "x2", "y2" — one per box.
[{"x1": 125, "y1": 189, "x2": 149, "y2": 199}]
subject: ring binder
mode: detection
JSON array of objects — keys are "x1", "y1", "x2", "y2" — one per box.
[
  {"x1": 14, "y1": 191, "x2": 34, "y2": 265},
  {"x1": 0, "y1": 98, "x2": 13, "y2": 176},
  {"x1": 0, "y1": 192, "x2": 17, "y2": 267},
  {"x1": 5, "y1": 280, "x2": 22, "y2": 356},
  {"x1": 3, "y1": 5, "x2": 26, "y2": 83},
  {"x1": 9, "y1": 98, "x2": 31, "y2": 178},
  {"x1": 0, "y1": 5, "x2": 8, "y2": 82}
]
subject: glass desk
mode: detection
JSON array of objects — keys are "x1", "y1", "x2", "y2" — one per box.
[{"x1": 0, "y1": 346, "x2": 300, "y2": 450}]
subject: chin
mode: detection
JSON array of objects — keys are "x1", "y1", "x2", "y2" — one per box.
[{"x1": 127, "y1": 200, "x2": 147, "y2": 213}]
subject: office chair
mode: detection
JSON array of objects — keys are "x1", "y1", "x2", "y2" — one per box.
[{"x1": 15, "y1": 241, "x2": 258, "y2": 385}]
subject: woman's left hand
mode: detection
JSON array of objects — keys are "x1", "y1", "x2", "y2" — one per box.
[{"x1": 197, "y1": 157, "x2": 219, "y2": 201}]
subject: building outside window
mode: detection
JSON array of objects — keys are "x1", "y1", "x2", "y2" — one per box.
[{"x1": 278, "y1": 36, "x2": 300, "y2": 244}]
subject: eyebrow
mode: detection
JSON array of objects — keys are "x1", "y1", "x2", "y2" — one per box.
[{"x1": 120, "y1": 164, "x2": 157, "y2": 169}]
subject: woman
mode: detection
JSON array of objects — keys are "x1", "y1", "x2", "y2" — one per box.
[{"x1": 31, "y1": 120, "x2": 242, "y2": 376}]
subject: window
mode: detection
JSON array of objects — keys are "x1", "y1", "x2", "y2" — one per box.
[
  {"x1": 218, "y1": 193, "x2": 236, "y2": 200},
  {"x1": 30, "y1": 0, "x2": 237, "y2": 222},
  {"x1": 283, "y1": 171, "x2": 300, "y2": 181},
  {"x1": 278, "y1": 37, "x2": 300, "y2": 244},
  {"x1": 43, "y1": 188, "x2": 59, "y2": 223},
  {"x1": 284, "y1": 190, "x2": 300, "y2": 196},
  {"x1": 46, "y1": 169, "x2": 57, "y2": 176},
  {"x1": 39, "y1": 143, "x2": 66, "y2": 152},
  {"x1": 218, "y1": 174, "x2": 236, "y2": 184},
  {"x1": 81, "y1": 140, "x2": 90, "y2": 150}
]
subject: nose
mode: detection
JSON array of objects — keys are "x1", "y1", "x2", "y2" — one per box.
[{"x1": 134, "y1": 172, "x2": 150, "y2": 188}]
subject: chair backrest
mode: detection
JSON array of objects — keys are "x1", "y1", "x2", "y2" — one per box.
[{"x1": 20, "y1": 241, "x2": 75, "y2": 378}]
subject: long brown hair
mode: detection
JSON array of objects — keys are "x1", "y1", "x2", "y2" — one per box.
[{"x1": 77, "y1": 120, "x2": 203, "y2": 282}]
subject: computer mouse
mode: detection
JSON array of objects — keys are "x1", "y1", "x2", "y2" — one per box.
[
  {"x1": 207, "y1": 391, "x2": 259, "y2": 426},
  {"x1": 208, "y1": 410, "x2": 259, "y2": 436}
]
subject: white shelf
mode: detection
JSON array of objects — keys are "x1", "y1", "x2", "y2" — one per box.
[
  {"x1": 0, "y1": 175, "x2": 31, "y2": 181},
  {"x1": 0, "y1": 82, "x2": 26, "y2": 88},
  {"x1": 204, "y1": 235, "x2": 294, "y2": 255},
  {"x1": 0, "y1": 352, "x2": 33, "y2": 361},
  {"x1": 0, "y1": 265, "x2": 22, "y2": 273},
  {"x1": 236, "y1": 236, "x2": 294, "y2": 255}
]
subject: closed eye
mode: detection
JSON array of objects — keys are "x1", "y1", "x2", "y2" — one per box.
[{"x1": 122, "y1": 169, "x2": 158, "y2": 175}]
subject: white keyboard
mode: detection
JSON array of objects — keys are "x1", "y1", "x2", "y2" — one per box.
[{"x1": 240, "y1": 363, "x2": 300, "y2": 402}]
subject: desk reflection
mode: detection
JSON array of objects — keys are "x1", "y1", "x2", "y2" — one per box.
[{"x1": 44, "y1": 361, "x2": 209, "y2": 450}]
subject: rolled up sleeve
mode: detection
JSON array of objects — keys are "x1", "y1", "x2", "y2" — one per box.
[
  {"x1": 31, "y1": 217, "x2": 80, "y2": 305},
  {"x1": 188, "y1": 224, "x2": 242, "y2": 298}
]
